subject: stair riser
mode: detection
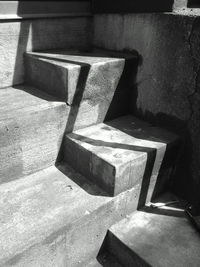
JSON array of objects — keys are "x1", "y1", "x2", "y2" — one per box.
[
  {"x1": 25, "y1": 54, "x2": 125, "y2": 104},
  {"x1": 0, "y1": 105, "x2": 67, "y2": 184},
  {"x1": 4, "y1": 182, "x2": 142, "y2": 267}
]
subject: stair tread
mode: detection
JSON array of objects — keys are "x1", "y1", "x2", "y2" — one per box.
[
  {"x1": 0, "y1": 85, "x2": 65, "y2": 121},
  {"x1": 109, "y1": 193, "x2": 200, "y2": 267},
  {"x1": 0, "y1": 164, "x2": 110, "y2": 264}
]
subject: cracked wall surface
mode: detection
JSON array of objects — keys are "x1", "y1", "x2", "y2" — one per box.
[{"x1": 94, "y1": 13, "x2": 200, "y2": 204}]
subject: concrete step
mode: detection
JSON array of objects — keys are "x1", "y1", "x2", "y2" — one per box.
[
  {"x1": 104, "y1": 193, "x2": 200, "y2": 267},
  {"x1": 0, "y1": 163, "x2": 143, "y2": 267},
  {"x1": 0, "y1": 85, "x2": 68, "y2": 184},
  {"x1": 64, "y1": 115, "x2": 180, "y2": 197},
  {"x1": 25, "y1": 48, "x2": 138, "y2": 105}
]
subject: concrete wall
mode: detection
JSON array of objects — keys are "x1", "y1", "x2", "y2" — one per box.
[
  {"x1": 0, "y1": 16, "x2": 92, "y2": 88},
  {"x1": 94, "y1": 13, "x2": 200, "y2": 205}
]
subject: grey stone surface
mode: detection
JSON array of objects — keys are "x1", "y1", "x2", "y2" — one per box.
[
  {"x1": 0, "y1": 85, "x2": 68, "y2": 184},
  {"x1": 93, "y1": 13, "x2": 200, "y2": 204},
  {"x1": 0, "y1": 17, "x2": 92, "y2": 88},
  {"x1": 0, "y1": 164, "x2": 142, "y2": 267},
  {"x1": 107, "y1": 197, "x2": 200, "y2": 266},
  {"x1": 25, "y1": 49, "x2": 133, "y2": 104},
  {"x1": 64, "y1": 115, "x2": 179, "y2": 197},
  {"x1": 64, "y1": 92, "x2": 116, "y2": 132},
  {"x1": 0, "y1": 85, "x2": 129, "y2": 185}
]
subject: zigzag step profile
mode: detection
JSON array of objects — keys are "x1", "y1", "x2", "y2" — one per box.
[{"x1": 64, "y1": 115, "x2": 180, "y2": 197}]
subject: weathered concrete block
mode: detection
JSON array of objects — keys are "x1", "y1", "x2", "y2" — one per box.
[
  {"x1": 25, "y1": 49, "x2": 135, "y2": 104},
  {"x1": 64, "y1": 115, "x2": 179, "y2": 197},
  {"x1": 0, "y1": 86, "x2": 68, "y2": 184}
]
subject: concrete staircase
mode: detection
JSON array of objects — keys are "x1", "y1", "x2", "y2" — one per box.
[{"x1": 0, "y1": 48, "x2": 195, "y2": 266}]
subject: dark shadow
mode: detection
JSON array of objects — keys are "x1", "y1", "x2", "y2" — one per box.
[
  {"x1": 93, "y1": 0, "x2": 174, "y2": 14},
  {"x1": 131, "y1": 109, "x2": 195, "y2": 207},
  {"x1": 105, "y1": 55, "x2": 139, "y2": 121},
  {"x1": 188, "y1": 0, "x2": 200, "y2": 7}
]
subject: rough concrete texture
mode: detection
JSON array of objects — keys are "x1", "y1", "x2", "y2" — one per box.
[
  {"x1": 25, "y1": 49, "x2": 137, "y2": 104},
  {"x1": 0, "y1": 16, "x2": 92, "y2": 88},
  {"x1": 64, "y1": 115, "x2": 179, "y2": 197},
  {"x1": 0, "y1": 164, "x2": 143, "y2": 267},
  {"x1": 63, "y1": 91, "x2": 125, "y2": 133},
  {"x1": 93, "y1": 13, "x2": 200, "y2": 204},
  {"x1": 0, "y1": 85, "x2": 68, "y2": 184},
  {"x1": 0, "y1": 84, "x2": 125, "y2": 184},
  {"x1": 107, "y1": 208, "x2": 200, "y2": 266}
]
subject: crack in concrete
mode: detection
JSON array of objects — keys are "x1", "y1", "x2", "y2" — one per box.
[{"x1": 187, "y1": 17, "x2": 200, "y2": 122}]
